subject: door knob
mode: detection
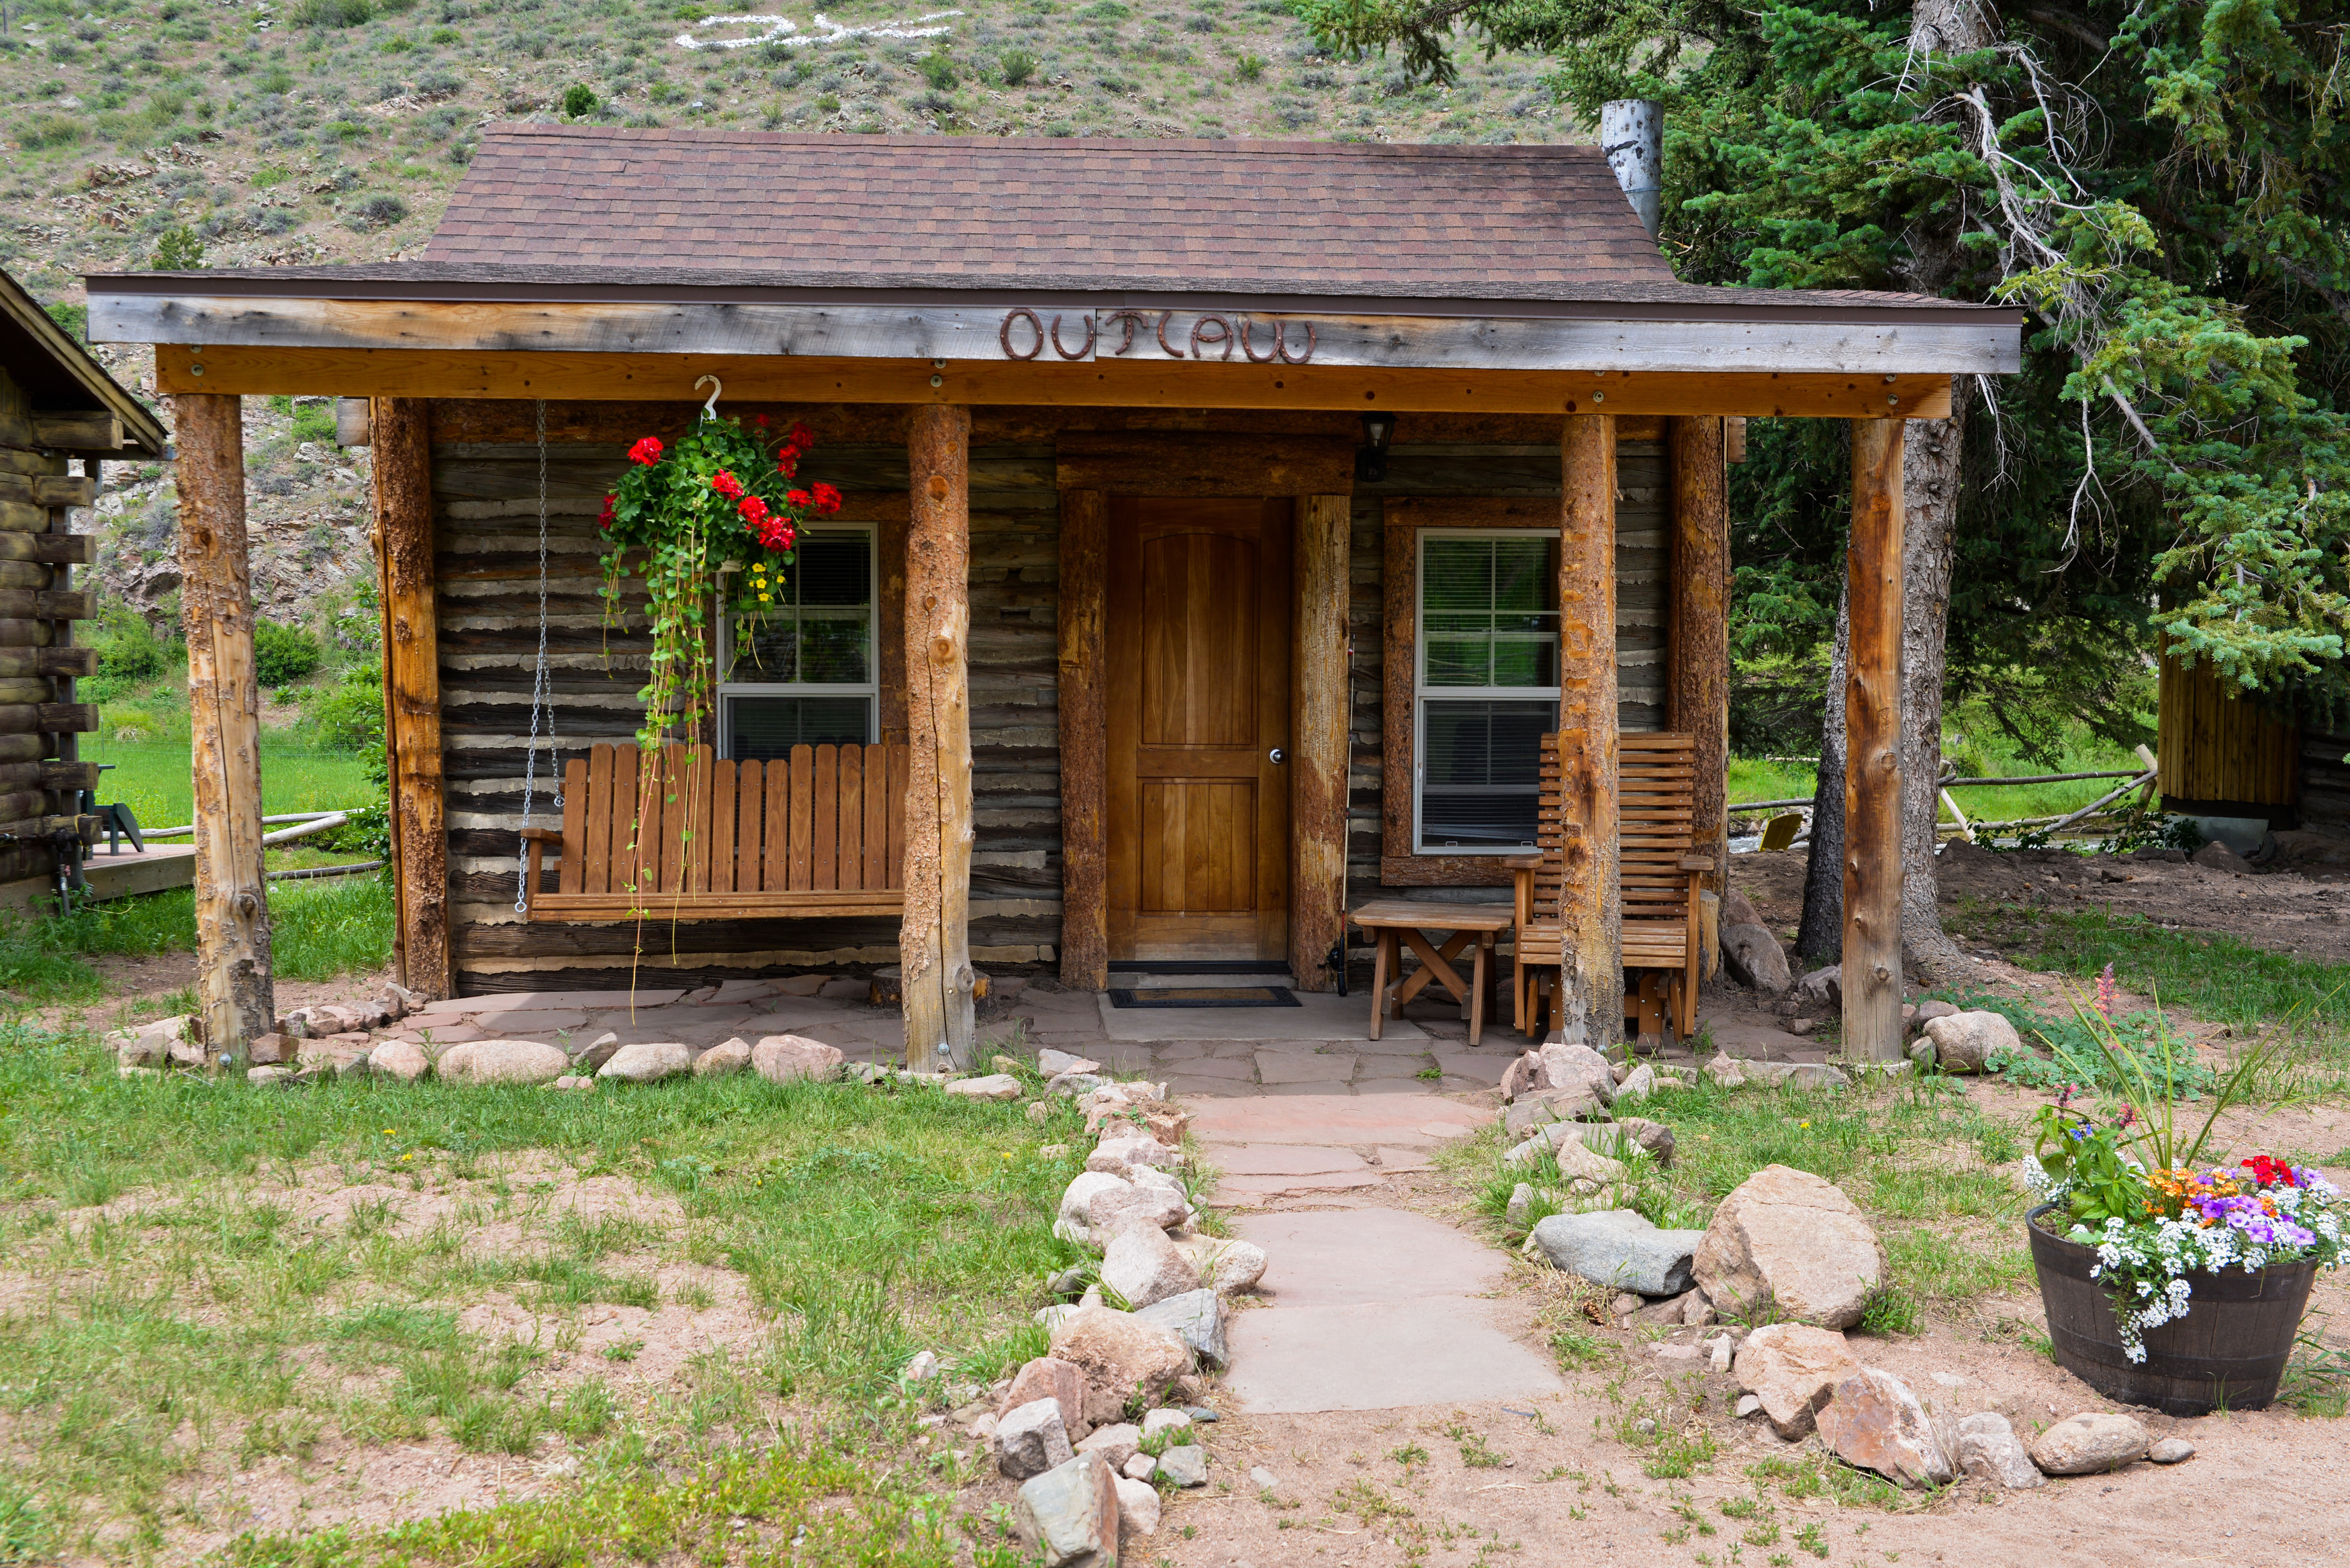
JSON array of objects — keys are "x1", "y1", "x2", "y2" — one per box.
[{"x1": 1269, "y1": 748, "x2": 1286, "y2": 764}]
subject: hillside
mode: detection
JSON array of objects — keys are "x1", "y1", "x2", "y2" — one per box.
[{"x1": 1, "y1": 0, "x2": 1583, "y2": 631}]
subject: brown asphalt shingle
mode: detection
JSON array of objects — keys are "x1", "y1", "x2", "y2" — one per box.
[{"x1": 419, "y1": 126, "x2": 1675, "y2": 297}]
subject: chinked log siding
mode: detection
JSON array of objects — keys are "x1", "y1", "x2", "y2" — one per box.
[{"x1": 425, "y1": 405, "x2": 1673, "y2": 990}]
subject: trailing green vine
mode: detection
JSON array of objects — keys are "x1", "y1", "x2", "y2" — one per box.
[{"x1": 598, "y1": 413, "x2": 841, "y2": 752}]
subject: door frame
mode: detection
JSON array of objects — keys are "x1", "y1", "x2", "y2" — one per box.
[{"x1": 1053, "y1": 431, "x2": 1354, "y2": 989}]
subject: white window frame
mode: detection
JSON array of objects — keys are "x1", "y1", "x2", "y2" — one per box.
[
  {"x1": 1411, "y1": 526, "x2": 1562, "y2": 855},
  {"x1": 716, "y1": 523, "x2": 880, "y2": 756}
]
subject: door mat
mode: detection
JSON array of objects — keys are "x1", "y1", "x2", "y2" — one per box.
[{"x1": 1107, "y1": 987, "x2": 1301, "y2": 1009}]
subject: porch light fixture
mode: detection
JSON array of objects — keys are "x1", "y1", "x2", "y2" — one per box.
[{"x1": 1356, "y1": 411, "x2": 1397, "y2": 482}]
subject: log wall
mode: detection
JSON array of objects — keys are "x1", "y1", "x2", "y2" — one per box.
[{"x1": 423, "y1": 405, "x2": 1671, "y2": 991}]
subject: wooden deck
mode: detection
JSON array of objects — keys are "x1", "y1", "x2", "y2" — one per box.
[{"x1": 81, "y1": 842, "x2": 196, "y2": 901}]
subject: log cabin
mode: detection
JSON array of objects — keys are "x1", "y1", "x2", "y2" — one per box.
[
  {"x1": 87, "y1": 125, "x2": 2021, "y2": 1063},
  {"x1": 0, "y1": 264, "x2": 167, "y2": 909}
]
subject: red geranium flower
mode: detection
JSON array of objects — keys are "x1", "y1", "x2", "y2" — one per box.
[
  {"x1": 774, "y1": 446, "x2": 800, "y2": 478},
  {"x1": 788, "y1": 422, "x2": 814, "y2": 450},
  {"x1": 598, "y1": 493, "x2": 616, "y2": 530},
  {"x1": 738, "y1": 495, "x2": 770, "y2": 525},
  {"x1": 710, "y1": 470, "x2": 745, "y2": 500},
  {"x1": 627, "y1": 436, "x2": 663, "y2": 466},
  {"x1": 786, "y1": 488, "x2": 811, "y2": 510},
  {"x1": 754, "y1": 413, "x2": 771, "y2": 428},
  {"x1": 811, "y1": 482, "x2": 843, "y2": 515}
]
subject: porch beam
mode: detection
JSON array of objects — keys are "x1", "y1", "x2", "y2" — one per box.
[
  {"x1": 1290, "y1": 493, "x2": 1351, "y2": 992},
  {"x1": 147, "y1": 346, "x2": 1956, "y2": 422},
  {"x1": 1667, "y1": 416, "x2": 1730, "y2": 899},
  {"x1": 177, "y1": 393, "x2": 274, "y2": 1059},
  {"x1": 902, "y1": 403, "x2": 976, "y2": 1069},
  {"x1": 1056, "y1": 488, "x2": 1109, "y2": 991},
  {"x1": 1556, "y1": 414, "x2": 1620, "y2": 1047},
  {"x1": 373, "y1": 397, "x2": 450, "y2": 998},
  {"x1": 1843, "y1": 419, "x2": 1906, "y2": 1060}
]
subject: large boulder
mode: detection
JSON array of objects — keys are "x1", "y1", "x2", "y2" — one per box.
[
  {"x1": 995, "y1": 1396, "x2": 1076, "y2": 1480},
  {"x1": 1919, "y1": 1010, "x2": 2023, "y2": 1074},
  {"x1": 1100, "y1": 1224, "x2": 1201, "y2": 1309},
  {"x1": 1816, "y1": 1369, "x2": 1955, "y2": 1489},
  {"x1": 1136, "y1": 1288, "x2": 1229, "y2": 1369},
  {"x1": 1955, "y1": 1412, "x2": 2044, "y2": 1489},
  {"x1": 1013, "y1": 1453, "x2": 1120, "y2": 1566},
  {"x1": 1693, "y1": 1164, "x2": 1886, "y2": 1328},
  {"x1": 1732, "y1": 1322, "x2": 1863, "y2": 1440},
  {"x1": 752, "y1": 1034, "x2": 845, "y2": 1083},
  {"x1": 1530, "y1": 1209, "x2": 1705, "y2": 1296},
  {"x1": 1049, "y1": 1306, "x2": 1192, "y2": 1406},
  {"x1": 1721, "y1": 923, "x2": 1792, "y2": 994},
  {"x1": 2027, "y1": 1412, "x2": 2149, "y2": 1475},
  {"x1": 436, "y1": 1038, "x2": 570, "y2": 1086}
]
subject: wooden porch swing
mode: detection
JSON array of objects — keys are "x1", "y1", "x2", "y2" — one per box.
[{"x1": 520, "y1": 740, "x2": 908, "y2": 921}]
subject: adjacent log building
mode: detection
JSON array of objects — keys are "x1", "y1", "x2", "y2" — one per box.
[
  {"x1": 0, "y1": 265, "x2": 165, "y2": 908},
  {"x1": 89, "y1": 127, "x2": 2021, "y2": 1061}
]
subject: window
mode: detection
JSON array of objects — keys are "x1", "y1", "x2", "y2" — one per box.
[
  {"x1": 1413, "y1": 530, "x2": 1559, "y2": 853},
  {"x1": 718, "y1": 527, "x2": 877, "y2": 758}
]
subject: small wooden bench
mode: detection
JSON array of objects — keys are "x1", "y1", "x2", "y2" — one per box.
[
  {"x1": 522, "y1": 741, "x2": 908, "y2": 921},
  {"x1": 1511, "y1": 732, "x2": 1713, "y2": 1042}
]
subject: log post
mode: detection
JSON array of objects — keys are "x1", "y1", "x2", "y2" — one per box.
[
  {"x1": 373, "y1": 398, "x2": 449, "y2": 997},
  {"x1": 177, "y1": 393, "x2": 273, "y2": 1059},
  {"x1": 1668, "y1": 416, "x2": 1730, "y2": 897},
  {"x1": 1290, "y1": 493, "x2": 1350, "y2": 991},
  {"x1": 1056, "y1": 488, "x2": 1109, "y2": 990},
  {"x1": 1558, "y1": 415, "x2": 1620, "y2": 1046},
  {"x1": 1844, "y1": 419, "x2": 1906, "y2": 1060},
  {"x1": 902, "y1": 404, "x2": 975, "y2": 1069}
]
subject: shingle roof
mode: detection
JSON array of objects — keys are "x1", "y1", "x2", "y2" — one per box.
[{"x1": 417, "y1": 126, "x2": 1679, "y2": 299}]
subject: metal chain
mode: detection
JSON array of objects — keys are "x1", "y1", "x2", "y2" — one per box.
[{"x1": 515, "y1": 399, "x2": 556, "y2": 914}]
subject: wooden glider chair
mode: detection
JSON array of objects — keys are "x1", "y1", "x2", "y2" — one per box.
[
  {"x1": 1509, "y1": 732, "x2": 1714, "y2": 1042},
  {"x1": 521, "y1": 740, "x2": 908, "y2": 920}
]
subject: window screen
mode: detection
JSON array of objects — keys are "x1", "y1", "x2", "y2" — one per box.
[
  {"x1": 718, "y1": 529, "x2": 876, "y2": 758},
  {"x1": 1416, "y1": 533, "x2": 1560, "y2": 852}
]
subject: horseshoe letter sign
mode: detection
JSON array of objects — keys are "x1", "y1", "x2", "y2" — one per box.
[{"x1": 999, "y1": 308, "x2": 1315, "y2": 364}]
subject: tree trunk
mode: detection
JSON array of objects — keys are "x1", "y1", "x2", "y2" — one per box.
[
  {"x1": 1844, "y1": 420, "x2": 1907, "y2": 1061},
  {"x1": 1795, "y1": 581, "x2": 1848, "y2": 964},
  {"x1": 1557, "y1": 415, "x2": 1620, "y2": 1046},
  {"x1": 1898, "y1": 393, "x2": 1978, "y2": 982}
]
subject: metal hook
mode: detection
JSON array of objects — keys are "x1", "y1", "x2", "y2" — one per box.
[{"x1": 695, "y1": 374, "x2": 723, "y2": 422}]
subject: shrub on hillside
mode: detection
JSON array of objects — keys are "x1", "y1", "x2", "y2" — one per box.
[
  {"x1": 254, "y1": 620, "x2": 324, "y2": 687},
  {"x1": 14, "y1": 112, "x2": 83, "y2": 149},
  {"x1": 562, "y1": 83, "x2": 598, "y2": 115},
  {"x1": 310, "y1": 665, "x2": 385, "y2": 754},
  {"x1": 151, "y1": 226, "x2": 205, "y2": 270},
  {"x1": 998, "y1": 49, "x2": 1037, "y2": 87},
  {"x1": 294, "y1": 0, "x2": 379, "y2": 26},
  {"x1": 343, "y1": 194, "x2": 408, "y2": 232}
]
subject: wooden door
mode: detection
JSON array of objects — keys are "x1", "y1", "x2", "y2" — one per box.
[{"x1": 1107, "y1": 497, "x2": 1292, "y2": 962}]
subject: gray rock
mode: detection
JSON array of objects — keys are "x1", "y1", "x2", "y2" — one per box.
[
  {"x1": 2028, "y1": 1412, "x2": 2149, "y2": 1475},
  {"x1": 1503, "y1": 1087, "x2": 1603, "y2": 1136},
  {"x1": 2148, "y1": 1436, "x2": 2195, "y2": 1465},
  {"x1": 752, "y1": 1034, "x2": 845, "y2": 1084},
  {"x1": 1791, "y1": 965, "x2": 1841, "y2": 1010},
  {"x1": 1529, "y1": 1208, "x2": 1706, "y2": 1296},
  {"x1": 598, "y1": 1041, "x2": 692, "y2": 1083},
  {"x1": 1140, "y1": 1407, "x2": 1192, "y2": 1440},
  {"x1": 1613, "y1": 1063, "x2": 1658, "y2": 1104},
  {"x1": 1038, "y1": 1048, "x2": 1102, "y2": 1077},
  {"x1": 996, "y1": 1396, "x2": 1076, "y2": 1480},
  {"x1": 1912, "y1": 999, "x2": 1960, "y2": 1029},
  {"x1": 437, "y1": 1038, "x2": 570, "y2": 1086},
  {"x1": 1084, "y1": 1182, "x2": 1188, "y2": 1239},
  {"x1": 246, "y1": 1065, "x2": 294, "y2": 1085},
  {"x1": 1075, "y1": 1421, "x2": 1141, "y2": 1471},
  {"x1": 1614, "y1": 1116, "x2": 1677, "y2": 1167},
  {"x1": 1505, "y1": 1182, "x2": 1539, "y2": 1229},
  {"x1": 1136, "y1": 1288, "x2": 1228, "y2": 1369},
  {"x1": 1156, "y1": 1444, "x2": 1208, "y2": 1487},
  {"x1": 1920, "y1": 1010, "x2": 2023, "y2": 1074},
  {"x1": 1722, "y1": 922, "x2": 1793, "y2": 993},
  {"x1": 1538, "y1": 1040, "x2": 1616, "y2": 1102},
  {"x1": 947, "y1": 1073, "x2": 1024, "y2": 1101},
  {"x1": 1121, "y1": 1452, "x2": 1157, "y2": 1482},
  {"x1": 1200, "y1": 1239, "x2": 1267, "y2": 1295},
  {"x1": 1100, "y1": 1224, "x2": 1201, "y2": 1310},
  {"x1": 573, "y1": 1031, "x2": 624, "y2": 1072},
  {"x1": 1248, "y1": 1465, "x2": 1280, "y2": 1490},
  {"x1": 692, "y1": 1036, "x2": 753, "y2": 1077},
  {"x1": 369, "y1": 1039, "x2": 430, "y2": 1082},
  {"x1": 1816, "y1": 1369, "x2": 1955, "y2": 1489},
  {"x1": 1955, "y1": 1412, "x2": 2044, "y2": 1489},
  {"x1": 1695, "y1": 1163, "x2": 1887, "y2": 1329},
  {"x1": 1013, "y1": 1452, "x2": 1119, "y2": 1566},
  {"x1": 1113, "y1": 1473, "x2": 1161, "y2": 1537}
]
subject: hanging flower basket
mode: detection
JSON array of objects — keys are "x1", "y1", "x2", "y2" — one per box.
[{"x1": 598, "y1": 409, "x2": 841, "y2": 750}]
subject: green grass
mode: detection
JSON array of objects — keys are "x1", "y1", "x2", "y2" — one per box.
[
  {"x1": 0, "y1": 1023, "x2": 1089, "y2": 1558},
  {"x1": 0, "y1": 873, "x2": 393, "y2": 1007},
  {"x1": 1960, "y1": 901, "x2": 2350, "y2": 1038},
  {"x1": 85, "y1": 737, "x2": 377, "y2": 830},
  {"x1": 1729, "y1": 711, "x2": 2144, "y2": 826}
]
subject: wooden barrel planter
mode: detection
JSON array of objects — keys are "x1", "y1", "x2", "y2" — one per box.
[{"x1": 2028, "y1": 1205, "x2": 2316, "y2": 1416}]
